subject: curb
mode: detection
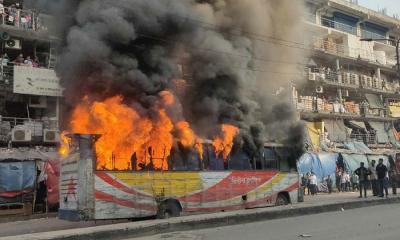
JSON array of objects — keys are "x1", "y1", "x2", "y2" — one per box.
[{"x1": 2, "y1": 197, "x2": 400, "y2": 240}]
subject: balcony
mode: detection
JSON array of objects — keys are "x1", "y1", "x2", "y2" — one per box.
[
  {"x1": 0, "y1": 7, "x2": 38, "y2": 31},
  {"x1": 307, "y1": 67, "x2": 400, "y2": 95},
  {"x1": 320, "y1": 17, "x2": 358, "y2": 35},
  {"x1": 0, "y1": 116, "x2": 59, "y2": 145},
  {"x1": 311, "y1": 37, "x2": 397, "y2": 68}
]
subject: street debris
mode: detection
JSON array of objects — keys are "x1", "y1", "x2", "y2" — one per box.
[{"x1": 298, "y1": 234, "x2": 312, "y2": 238}]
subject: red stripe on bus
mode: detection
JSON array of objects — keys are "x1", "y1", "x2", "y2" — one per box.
[
  {"x1": 96, "y1": 173, "x2": 152, "y2": 199},
  {"x1": 179, "y1": 171, "x2": 278, "y2": 203},
  {"x1": 95, "y1": 190, "x2": 156, "y2": 212},
  {"x1": 182, "y1": 181, "x2": 299, "y2": 212}
]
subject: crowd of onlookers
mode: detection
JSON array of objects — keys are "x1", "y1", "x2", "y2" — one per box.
[
  {"x1": 1, "y1": 53, "x2": 40, "y2": 68},
  {"x1": 0, "y1": 0, "x2": 35, "y2": 30},
  {"x1": 302, "y1": 158, "x2": 397, "y2": 198}
]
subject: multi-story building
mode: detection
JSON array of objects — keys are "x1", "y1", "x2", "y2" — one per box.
[
  {"x1": 296, "y1": 0, "x2": 400, "y2": 157},
  {"x1": 0, "y1": 1, "x2": 61, "y2": 147}
]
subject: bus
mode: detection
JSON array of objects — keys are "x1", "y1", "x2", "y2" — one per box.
[{"x1": 59, "y1": 134, "x2": 302, "y2": 221}]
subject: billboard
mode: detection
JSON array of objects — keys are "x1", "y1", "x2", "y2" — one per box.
[{"x1": 13, "y1": 66, "x2": 63, "y2": 97}]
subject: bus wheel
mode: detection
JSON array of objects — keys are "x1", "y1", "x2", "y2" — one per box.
[
  {"x1": 275, "y1": 193, "x2": 289, "y2": 206},
  {"x1": 157, "y1": 200, "x2": 181, "y2": 219}
]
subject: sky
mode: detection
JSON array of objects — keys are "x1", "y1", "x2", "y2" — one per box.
[{"x1": 358, "y1": 0, "x2": 400, "y2": 17}]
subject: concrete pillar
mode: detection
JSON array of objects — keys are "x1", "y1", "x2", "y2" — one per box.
[
  {"x1": 336, "y1": 58, "x2": 341, "y2": 83},
  {"x1": 376, "y1": 67, "x2": 381, "y2": 80},
  {"x1": 338, "y1": 88, "x2": 343, "y2": 102}
]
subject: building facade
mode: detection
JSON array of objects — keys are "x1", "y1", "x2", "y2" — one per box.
[
  {"x1": 0, "y1": 1, "x2": 61, "y2": 147},
  {"x1": 297, "y1": 0, "x2": 400, "y2": 156}
]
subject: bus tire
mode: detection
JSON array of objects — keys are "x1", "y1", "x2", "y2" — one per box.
[
  {"x1": 157, "y1": 200, "x2": 181, "y2": 219},
  {"x1": 275, "y1": 193, "x2": 289, "y2": 206}
]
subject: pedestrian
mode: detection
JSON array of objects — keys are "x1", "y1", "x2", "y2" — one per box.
[
  {"x1": 355, "y1": 162, "x2": 370, "y2": 198},
  {"x1": 13, "y1": 53, "x2": 24, "y2": 65},
  {"x1": 306, "y1": 172, "x2": 311, "y2": 195},
  {"x1": 389, "y1": 166, "x2": 397, "y2": 195},
  {"x1": 1, "y1": 53, "x2": 9, "y2": 66},
  {"x1": 326, "y1": 175, "x2": 333, "y2": 194},
  {"x1": 341, "y1": 171, "x2": 349, "y2": 192},
  {"x1": 351, "y1": 172, "x2": 359, "y2": 192},
  {"x1": 336, "y1": 168, "x2": 342, "y2": 192},
  {"x1": 24, "y1": 56, "x2": 33, "y2": 66},
  {"x1": 369, "y1": 160, "x2": 378, "y2": 196},
  {"x1": 309, "y1": 172, "x2": 318, "y2": 195},
  {"x1": 376, "y1": 158, "x2": 388, "y2": 198},
  {"x1": 32, "y1": 56, "x2": 40, "y2": 67}
]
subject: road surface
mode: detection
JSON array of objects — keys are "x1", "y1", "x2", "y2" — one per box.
[
  {"x1": 132, "y1": 203, "x2": 400, "y2": 240},
  {"x1": 0, "y1": 191, "x2": 392, "y2": 238}
]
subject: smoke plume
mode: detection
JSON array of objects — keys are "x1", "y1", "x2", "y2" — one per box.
[{"x1": 36, "y1": 0, "x2": 308, "y2": 162}]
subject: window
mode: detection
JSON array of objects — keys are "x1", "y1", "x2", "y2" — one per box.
[{"x1": 263, "y1": 147, "x2": 278, "y2": 169}]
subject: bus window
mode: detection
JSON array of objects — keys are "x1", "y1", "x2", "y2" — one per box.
[
  {"x1": 169, "y1": 146, "x2": 202, "y2": 171},
  {"x1": 275, "y1": 147, "x2": 297, "y2": 172},
  {"x1": 205, "y1": 144, "x2": 225, "y2": 171},
  {"x1": 229, "y1": 150, "x2": 252, "y2": 170},
  {"x1": 263, "y1": 147, "x2": 278, "y2": 169}
]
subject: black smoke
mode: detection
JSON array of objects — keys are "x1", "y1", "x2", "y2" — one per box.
[{"x1": 30, "y1": 0, "x2": 307, "y2": 161}]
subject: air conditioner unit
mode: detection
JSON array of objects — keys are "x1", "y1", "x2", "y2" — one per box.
[
  {"x1": 12, "y1": 129, "x2": 32, "y2": 142},
  {"x1": 29, "y1": 96, "x2": 47, "y2": 108},
  {"x1": 316, "y1": 86, "x2": 324, "y2": 93},
  {"x1": 5, "y1": 38, "x2": 21, "y2": 50},
  {"x1": 308, "y1": 72, "x2": 316, "y2": 81},
  {"x1": 43, "y1": 129, "x2": 60, "y2": 143}
]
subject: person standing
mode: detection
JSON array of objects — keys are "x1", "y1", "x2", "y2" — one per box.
[
  {"x1": 355, "y1": 162, "x2": 370, "y2": 198},
  {"x1": 336, "y1": 169, "x2": 342, "y2": 192},
  {"x1": 309, "y1": 172, "x2": 318, "y2": 195},
  {"x1": 369, "y1": 160, "x2": 378, "y2": 196},
  {"x1": 376, "y1": 158, "x2": 388, "y2": 198},
  {"x1": 306, "y1": 172, "x2": 311, "y2": 195},
  {"x1": 326, "y1": 175, "x2": 333, "y2": 194},
  {"x1": 341, "y1": 171, "x2": 348, "y2": 192},
  {"x1": 389, "y1": 166, "x2": 397, "y2": 195}
]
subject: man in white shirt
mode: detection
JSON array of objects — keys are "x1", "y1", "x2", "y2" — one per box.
[
  {"x1": 369, "y1": 160, "x2": 378, "y2": 196},
  {"x1": 309, "y1": 172, "x2": 318, "y2": 195}
]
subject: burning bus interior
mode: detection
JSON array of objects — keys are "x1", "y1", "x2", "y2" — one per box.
[{"x1": 62, "y1": 133, "x2": 297, "y2": 173}]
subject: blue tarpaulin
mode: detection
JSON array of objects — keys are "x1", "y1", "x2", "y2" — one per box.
[
  {"x1": 0, "y1": 161, "x2": 36, "y2": 197},
  {"x1": 341, "y1": 153, "x2": 368, "y2": 173},
  {"x1": 344, "y1": 141, "x2": 372, "y2": 154},
  {"x1": 298, "y1": 152, "x2": 338, "y2": 181}
]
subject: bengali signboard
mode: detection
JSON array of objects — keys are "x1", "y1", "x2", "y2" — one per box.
[{"x1": 13, "y1": 66, "x2": 63, "y2": 97}]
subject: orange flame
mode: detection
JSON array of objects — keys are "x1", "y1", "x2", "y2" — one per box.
[
  {"x1": 212, "y1": 124, "x2": 239, "y2": 160},
  {"x1": 66, "y1": 91, "x2": 208, "y2": 170},
  {"x1": 59, "y1": 131, "x2": 71, "y2": 157},
  {"x1": 175, "y1": 121, "x2": 204, "y2": 159}
]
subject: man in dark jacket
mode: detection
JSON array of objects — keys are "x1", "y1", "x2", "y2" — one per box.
[
  {"x1": 376, "y1": 158, "x2": 388, "y2": 198},
  {"x1": 355, "y1": 162, "x2": 370, "y2": 198}
]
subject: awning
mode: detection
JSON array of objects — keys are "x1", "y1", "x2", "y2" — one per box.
[
  {"x1": 348, "y1": 121, "x2": 366, "y2": 130},
  {"x1": 324, "y1": 119, "x2": 348, "y2": 142},
  {"x1": 365, "y1": 94, "x2": 384, "y2": 109},
  {"x1": 344, "y1": 141, "x2": 372, "y2": 154},
  {"x1": 368, "y1": 122, "x2": 389, "y2": 144},
  {"x1": 341, "y1": 153, "x2": 368, "y2": 172}
]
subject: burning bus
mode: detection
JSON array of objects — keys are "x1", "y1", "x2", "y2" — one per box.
[
  {"x1": 59, "y1": 133, "x2": 300, "y2": 221},
  {"x1": 55, "y1": 0, "x2": 306, "y2": 221}
]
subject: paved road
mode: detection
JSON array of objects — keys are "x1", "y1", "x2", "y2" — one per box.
[
  {"x1": 0, "y1": 191, "x2": 389, "y2": 237},
  {"x1": 133, "y1": 203, "x2": 400, "y2": 240}
]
